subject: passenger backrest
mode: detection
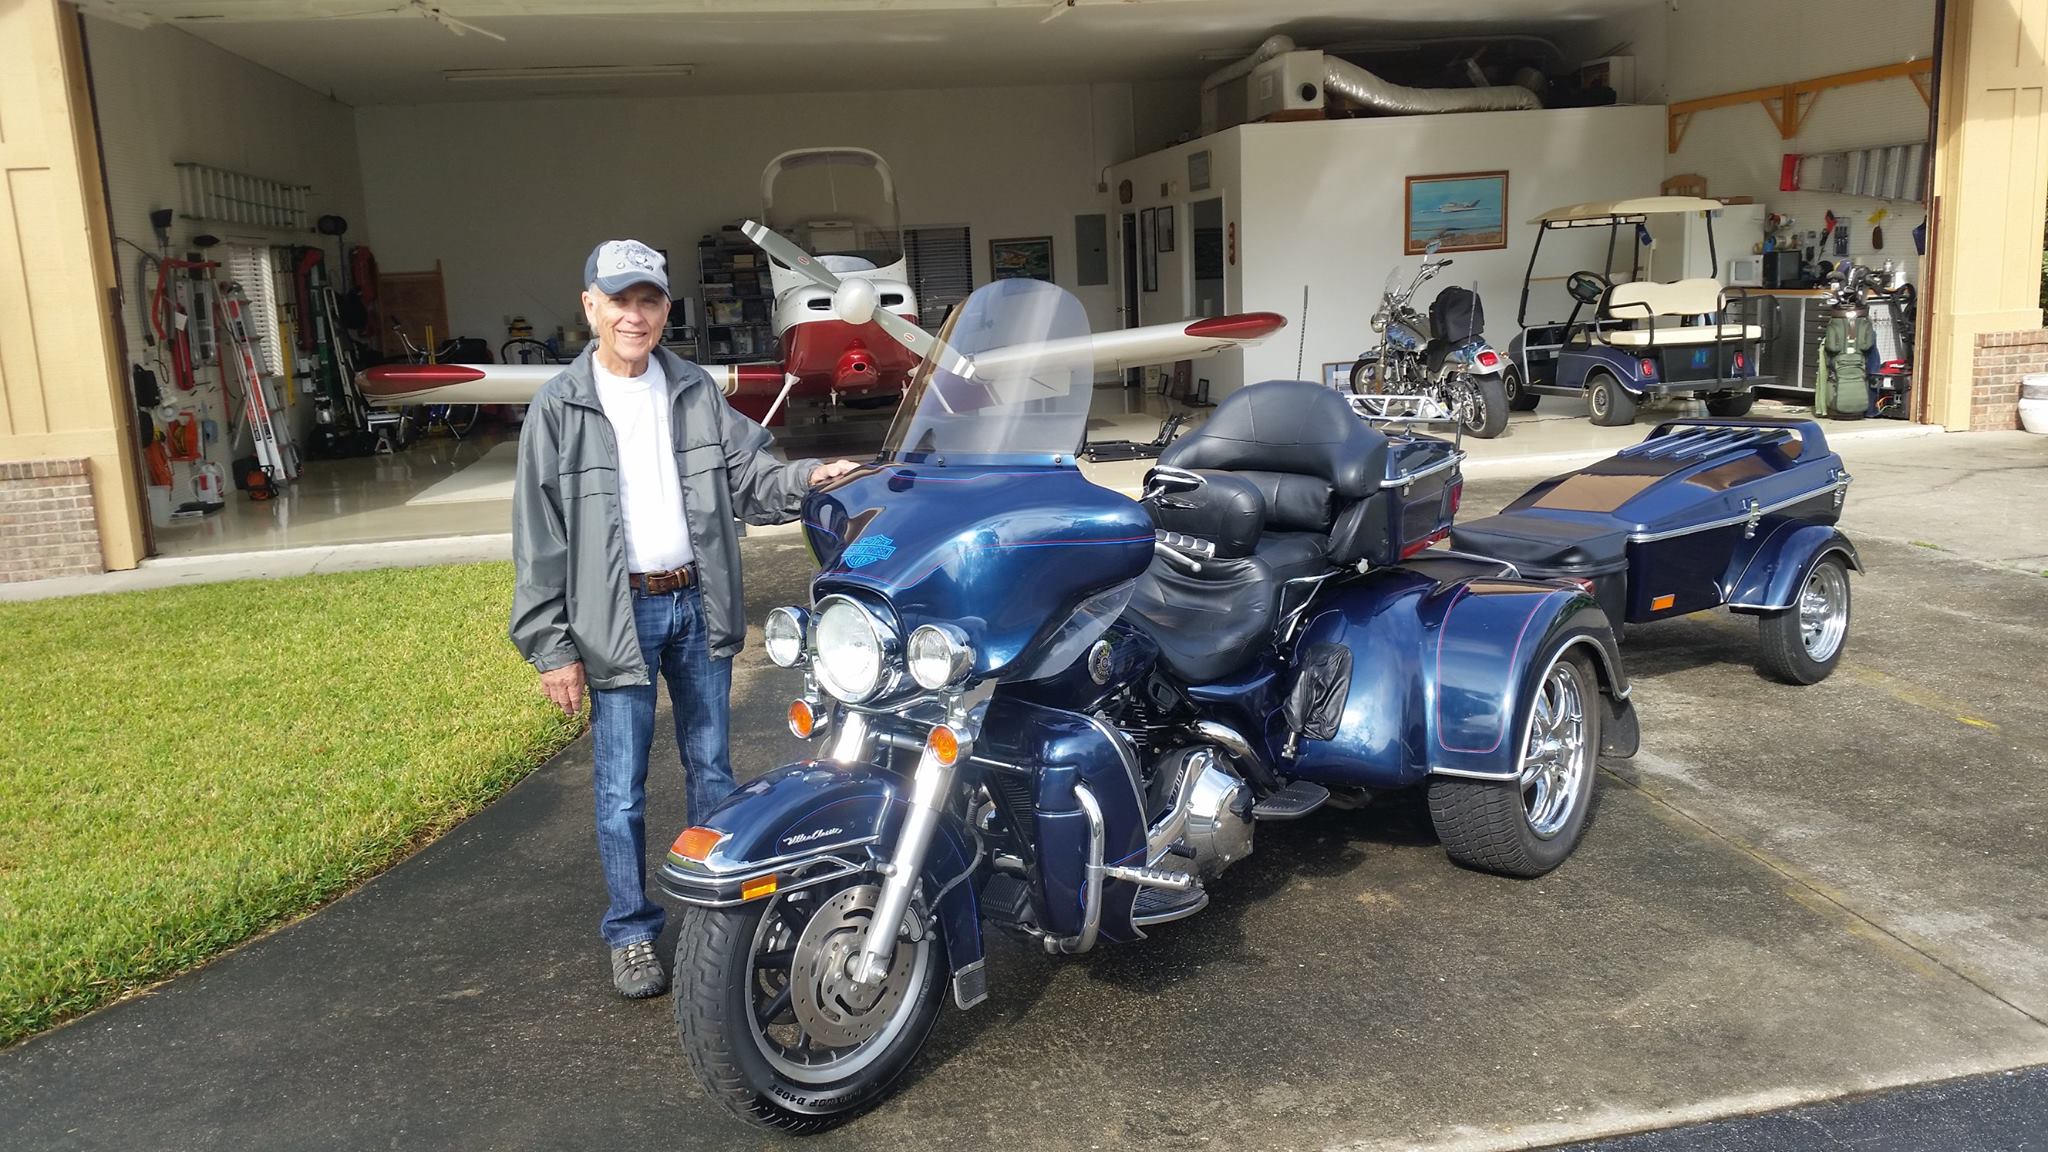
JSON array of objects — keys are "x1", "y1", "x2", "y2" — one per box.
[
  {"x1": 1159, "y1": 380, "x2": 1388, "y2": 510},
  {"x1": 1604, "y1": 277, "x2": 1724, "y2": 322}
]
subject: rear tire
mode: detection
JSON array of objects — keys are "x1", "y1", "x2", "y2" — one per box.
[
  {"x1": 1758, "y1": 555, "x2": 1851, "y2": 685},
  {"x1": 1586, "y1": 372, "x2": 1638, "y2": 427},
  {"x1": 675, "y1": 884, "x2": 946, "y2": 1132},
  {"x1": 1460, "y1": 375, "x2": 1510, "y2": 438},
  {"x1": 1429, "y1": 650, "x2": 1601, "y2": 878},
  {"x1": 1503, "y1": 364, "x2": 1540, "y2": 411},
  {"x1": 1706, "y1": 393, "x2": 1755, "y2": 418}
]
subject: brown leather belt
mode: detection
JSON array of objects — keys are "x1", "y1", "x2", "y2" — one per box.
[{"x1": 628, "y1": 565, "x2": 697, "y2": 595}]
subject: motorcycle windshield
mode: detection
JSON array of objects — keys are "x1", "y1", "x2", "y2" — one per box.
[{"x1": 880, "y1": 278, "x2": 1094, "y2": 467}]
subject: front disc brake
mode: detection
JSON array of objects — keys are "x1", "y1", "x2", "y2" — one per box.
[{"x1": 789, "y1": 884, "x2": 916, "y2": 1048}]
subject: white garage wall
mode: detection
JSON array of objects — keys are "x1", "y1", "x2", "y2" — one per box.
[
  {"x1": 1107, "y1": 106, "x2": 1664, "y2": 398},
  {"x1": 355, "y1": 83, "x2": 1141, "y2": 346},
  {"x1": 1664, "y1": 0, "x2": 1937, "y2": 273},
  {"x1": 86, "y1": 20, "x2": 369, "y2": 465}
]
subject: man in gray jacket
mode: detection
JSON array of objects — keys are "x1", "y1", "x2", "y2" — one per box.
[{"x1": 511, "y1": 239, "x2": 856, "y2": 998}]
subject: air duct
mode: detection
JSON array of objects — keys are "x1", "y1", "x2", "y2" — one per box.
[{"x1": 1201, "y1": 34, "x2": 1542, "y2": 132}]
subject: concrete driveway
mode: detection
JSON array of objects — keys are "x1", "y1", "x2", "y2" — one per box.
[{"x1": 2, "y1": 430, "x2": 2044, "y2": 1151}]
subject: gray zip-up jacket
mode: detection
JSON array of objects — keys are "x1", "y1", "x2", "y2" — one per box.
[{"x1": 509, "y1": 346, "x2": 820, "y2": 689}]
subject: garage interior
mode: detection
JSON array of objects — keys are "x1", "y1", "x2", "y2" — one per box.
[{"x1": 73, "y1": 0, "x2": 1940, "y2": 560}]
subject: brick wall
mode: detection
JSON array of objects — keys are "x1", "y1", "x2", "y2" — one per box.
[
  {"x1": 0, "y1": 459, "x2": 105, "y2": 583},
  {"x1": 1971, "y1": 330, "x2": 2048, "y2": 432}
]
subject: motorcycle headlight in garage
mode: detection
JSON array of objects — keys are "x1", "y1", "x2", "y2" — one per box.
[
  {"x1": 763, "y1": 606, "x2": 808, "y2": 668},
  {"x1": 812, "y1": 595, "x2": 895, "y2": 703},
  {"x1": 907, "y1": 623, "x2": 973, "y2": 690}
]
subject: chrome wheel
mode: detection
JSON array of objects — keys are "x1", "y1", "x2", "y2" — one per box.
[
  {"x1": 1517, "y1": 657, "x2": 1591, "y2": 840},
  {"x1": 1798, "y1": 561, "x2": 1850, "y2": 663},
  {"x1": 745, "y1": 884, "x2": 930, "y2": 1085}
]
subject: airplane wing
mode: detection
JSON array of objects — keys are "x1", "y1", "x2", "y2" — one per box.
[
  {"x1": 354, "y1": 314, "x2": 1285, "y2": 406},
  {"x1": 356, "y1": 362, "x2": 783, "y2": 406},
  {"x1": 960, "y1": 312, "x2": 1288, "y2": 378}
]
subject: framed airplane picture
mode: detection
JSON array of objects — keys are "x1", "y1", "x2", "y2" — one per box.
[
  {"x1": 990, "y1": 235, "x2": 1054, "y2": 282},
  {"x1": 1404, "y1": 171, "x2": 1508, "y2": 255}
]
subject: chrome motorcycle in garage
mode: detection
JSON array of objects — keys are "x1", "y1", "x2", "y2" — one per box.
[
  {"x1": 1350, "y1": 246, "x2": 1511, "y2": 438},
  {"x1": 654, "y1": 243, "x2": 1637, "y2": 1131}
]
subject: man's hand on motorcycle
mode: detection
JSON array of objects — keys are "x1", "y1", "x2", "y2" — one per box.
[
  {"x1": 539, "y1": 661, "x2": 586, "y2": 716},
  {"x1": 810, "y1": 459, "x2": 861, "y2": 486}
]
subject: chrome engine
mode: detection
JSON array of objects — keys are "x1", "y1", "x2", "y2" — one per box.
[{"x1": 1146, "y1": 747, "x2": 1254, "y2": 879}]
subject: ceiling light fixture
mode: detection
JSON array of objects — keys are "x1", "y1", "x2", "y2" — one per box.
[{"x1": 443, "y1": 64, "x2": 697, "y2": 83}]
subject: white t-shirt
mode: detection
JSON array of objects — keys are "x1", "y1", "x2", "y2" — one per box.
[{"x1": 592, "y1": 358, "x2": 694, "y2": 573}]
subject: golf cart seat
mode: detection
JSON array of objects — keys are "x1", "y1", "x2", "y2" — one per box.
[{"x1": 1598, "y1": 278, "x2": 1762, "y2": 347}]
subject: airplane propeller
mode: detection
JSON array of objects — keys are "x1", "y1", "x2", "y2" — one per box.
[{"x1": 739, "y1": 220, "x2": 973, "y2": 380}]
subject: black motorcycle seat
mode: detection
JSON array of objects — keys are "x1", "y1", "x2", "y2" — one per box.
[
  {"x1": 1450, "y1": 512, "x2": 1629, "y2": 575},
  {"x1": 1126, "y1": 555, "x2": 1277, "y2": 683},
  {"x1": 1160, "y1": 379, "x2": 1388, "y2": 500},
  {"x1": 1254, "y1": 532, "x2": 1329, "y2": 584}
]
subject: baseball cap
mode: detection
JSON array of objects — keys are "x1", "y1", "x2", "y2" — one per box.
[{"x1": 584, "y1": 239, "x2": 669, "y2": 296}]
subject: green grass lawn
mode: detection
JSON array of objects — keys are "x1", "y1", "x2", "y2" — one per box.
[{"x1": 0, "y1": 563, "x2": 583, "y2": 1047}]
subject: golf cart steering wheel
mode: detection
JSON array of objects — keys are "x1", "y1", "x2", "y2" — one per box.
[{"x1": 1567, "y1": 270, "x2": 1611, "y2": 305}]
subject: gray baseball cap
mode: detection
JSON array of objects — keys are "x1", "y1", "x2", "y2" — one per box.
[{"x1": 584, "y1": 239, "x2": 669, "y2": 296}]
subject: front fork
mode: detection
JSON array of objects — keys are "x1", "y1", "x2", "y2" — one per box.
[{"x1": 844, "y1": 695, "x2": 982, "y2": 988}]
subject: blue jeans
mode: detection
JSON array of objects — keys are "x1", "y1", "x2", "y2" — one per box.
[{"x1": 587, "y1": 583, "x2": 736, "y2": 949}]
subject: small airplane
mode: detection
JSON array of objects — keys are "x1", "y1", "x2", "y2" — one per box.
[
  {"x1": 358, "y1": 148, "x2": 1287, "y2": 420},
  {"x1": 1436, "y1": 200, "x2": 1481, "y2": 213}
]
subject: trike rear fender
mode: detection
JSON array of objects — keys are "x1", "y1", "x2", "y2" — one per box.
[
  {"x1": 1725, "y1": 523, "x2": 1863, "y2": 613},
  {"x1": 1290, "y1": 573, "x2": 1637, "y2": 791},
  {"x1": 654, "y1": 762, "x2": 986, "y2": 1006}
]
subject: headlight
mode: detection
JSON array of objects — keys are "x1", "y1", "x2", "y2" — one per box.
[
  {"x1": 1370, "y1": 311, "x2": 1387, "y2": 333},
  {"x1": 907, "y1": 624, "x2": 973, "y2": 690},
  {"x1": 763, "y1": 606, "x2": 808, "y2": 668},
  {"x1": 812, "y1": 595, "x2": 894, "y2": 703}
]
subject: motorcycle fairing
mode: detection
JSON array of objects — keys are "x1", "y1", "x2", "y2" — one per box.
[{"x1": 802, "y1": 465, "x2": 1155, "y2": 679}]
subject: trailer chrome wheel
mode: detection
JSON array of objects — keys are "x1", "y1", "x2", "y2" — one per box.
[
  {"x1": 1428, "y1": 649, "x2": 1602, "y2": 877},
  {"x1": 1758, "y1": 555, "x2": 1852, "y2": 685},
  {"x1": 675, "y1": 882, "x2": 945, "y2": 1132}
]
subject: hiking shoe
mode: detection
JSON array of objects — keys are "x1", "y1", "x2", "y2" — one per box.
[{"x1": 610, "y1": 939, "x2": 668, "y2": 999}]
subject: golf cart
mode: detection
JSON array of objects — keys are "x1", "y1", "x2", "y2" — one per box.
[{"x1": 1508, "y1": 197, "x2": 1775, "y2": 426}]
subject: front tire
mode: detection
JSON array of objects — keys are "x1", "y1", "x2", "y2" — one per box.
[
  {"x1": 1586, "y1": 371, "x2": 1639, "y2": 427},
  {"x1": 675, "y1": 882, "x2": 946, "y2": 1132},
  {"x1": 1429, "y1": 650, "x2": 1601, "y2": 878},
  {"x1": 1758, "y1": 555, "x2": 1851, "y2": 684},
  {"x1": 1503, "y1": 364, "x2": 1540, "y2": 411},
  {"x1": 1350, "y1": 357, "x2": 1388, "y2": 395}
]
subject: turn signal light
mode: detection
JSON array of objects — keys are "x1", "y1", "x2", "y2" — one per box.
[
  {"x1": 789, "y1": 699, "x2": 817, "y2": 738},
  {"x1": 673, "y1": 826, "x2": 726, "y2": 862},
  {"x1": 740, "y1": 875, "x2": 780, "y2": 901},
  {"x1": 1651, "y1": 593, "x2": 1677, "y2": 611},
  {"x1": 926, "y1": 725, "x2": 961, "y2": 767}
]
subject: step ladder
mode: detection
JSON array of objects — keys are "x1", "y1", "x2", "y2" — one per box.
[{"x1": 215, "y1": 279, "x2": 299, "y2": 485}]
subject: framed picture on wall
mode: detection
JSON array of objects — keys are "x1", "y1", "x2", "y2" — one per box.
[
  {"x1": 990, "y1": 235, "x2": 1054, "y2": 281},
  {"x1": 1404, "y1": 170, "x2": 1509, "y2": 255},
  {"x1": 1322, "y1": 362, "x2": 1353, "y2": 391},
  {"x1": 1188, "y1": 150, "x2": 1212, "y2": 192},
  {"x1": 1139, "y1": 209, "x2": 1159, "y2": 292},
  {"x1": 1154, "y1": 204, "x2": 1175, "y2": 253}
]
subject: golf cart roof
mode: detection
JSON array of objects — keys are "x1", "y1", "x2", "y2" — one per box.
[{"x1": 1531, "y1": 196, "x2": 1726, "y2": 226}]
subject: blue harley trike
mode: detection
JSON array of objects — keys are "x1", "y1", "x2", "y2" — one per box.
[{"x1": 656, "y1": 277, "x2": 1646, "y2": 1130}]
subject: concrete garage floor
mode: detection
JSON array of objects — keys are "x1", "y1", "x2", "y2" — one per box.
[{"x1": 2, "y1": 432, "x2": 2044, "y2": 1151}]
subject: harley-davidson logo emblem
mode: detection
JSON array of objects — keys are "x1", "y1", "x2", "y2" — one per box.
[{"x1": 842, "y1": 535, "x2": 896, "y2": 569}]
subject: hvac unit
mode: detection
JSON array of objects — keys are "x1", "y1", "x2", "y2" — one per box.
[{"x1": 1246, "y1": 51, "x2": 1329, "y2": 122}]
